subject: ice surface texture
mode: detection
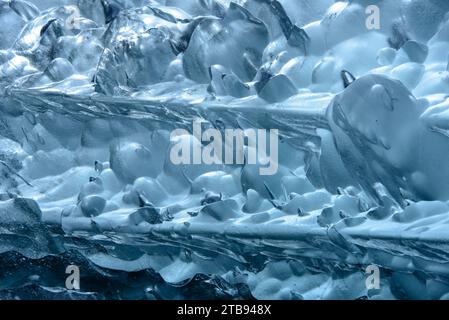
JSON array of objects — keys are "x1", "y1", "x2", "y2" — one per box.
[{"x1": 2, "y1": 0, "x2": 449, "y2": 300}]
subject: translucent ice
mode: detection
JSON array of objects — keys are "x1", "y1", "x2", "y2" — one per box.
[
  {"x1": 183, "y1": 3, "x2": 269, "y2": 83},
  {"x1": 3, "y1": 0, "x2": 449, "y2": 300}
]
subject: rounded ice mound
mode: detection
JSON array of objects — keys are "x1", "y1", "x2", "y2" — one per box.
[
  {"x1": 183, "y1": 3, "x2": 269, "y2": 84},
  {"x1": 80, "y1": 194, "x2": 106, "y2": 217},
  {"x1": 94, "y1": 6, "x2": 190, "y2": 95},
  {"x1": 191, "y1": 171, "x2": 241, "y2": 197},
  {"x1": 133, "y1": 177, "x2": 169, "y2": 207},
  {"x1": 327, "y1": 74, "x2": 449, "y2": 204},
  {"x1": 109, "y1": 142, "x2": 158, "y2": 183}
]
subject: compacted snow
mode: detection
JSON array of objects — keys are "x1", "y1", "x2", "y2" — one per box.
[{"x1": 1, "y1": 0, "x2": 449, "y2": 299}]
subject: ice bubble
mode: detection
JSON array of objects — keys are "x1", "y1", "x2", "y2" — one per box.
[
  {"x1": 122, "y1": 185, "x2": 140, "y2": 206},
  {"x1": 0, "y1": 55, "x2": 31, "y2": 80},
  {"x1": 311, "y1": 57, "x2": 337, "y2": 89},
  {"x1": 183, "y1": 3, "x2": 269, "y2": 83},
  {"x1": 79, "y1": 178, "x2": 104, "y2": 200},
  {"x1": 320, "y1": 2, "x2": 367, "y2": 49},
  {"x1": 377, "y1": 47, "x2": 397, "y2": 66},
  {"x1": 133, "y1": 177, "x2": 168, "y2": 207},
  {"x1": 279, "y1": 56, "x2": 317, "y2": 89},
  {"x1": 328, "y1": 74, "x2": 449, "y2": 203},
  {"x1": 163, "y1": 132, "x2": 224, "y2": 188},
  {"x1": 317, "y1": 206, "x2": 340, "y2": 227},
  {"x1": 164, "y1": 57, "x2": 185, "y2": 82},
  {"x1": 256, "y1": 74, "x2": 297, "y2": 103},
  {"x1": 243, "y1": 188, "x2": 264, "y2": 213},
  {"x1": 110, "y1": 142, "x2": 157, "y2": 183},
  {"x1": 191, "y1": 171, "x2": 241, "y2": 196},
  {"x1": 93, "y1": 6, "x2": 189, "y2": 93},
  {"x1": 327, "y1": 74, "x2": 418, "y2": 204},
  {"x1": 80, "y1": 194, "x2": 106, "y2": 217}
]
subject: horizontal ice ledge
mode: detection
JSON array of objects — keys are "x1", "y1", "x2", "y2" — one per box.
[
  {"x1": 52, "y1": 213, "x2": 449, "y2": 276},
  {"x1": 8, "y1": 88, "x2": 331, "y2": 128}
]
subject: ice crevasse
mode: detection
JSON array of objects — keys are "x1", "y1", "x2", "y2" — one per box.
[{"x1": 1, "y1": 0, "x2": 449, "y2": 299}]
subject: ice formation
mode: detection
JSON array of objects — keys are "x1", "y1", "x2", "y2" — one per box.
[{"x1": 2, "y1": 0, "x2": 449, "y2": 300}]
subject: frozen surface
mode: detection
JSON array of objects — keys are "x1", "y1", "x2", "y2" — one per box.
[{"x1": 1, "y1": 0, "x2": 449, "y2": 299}]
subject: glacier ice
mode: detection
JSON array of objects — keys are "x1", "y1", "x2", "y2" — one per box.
[{"x1": 2, "y1": 0, "x2": 449, "y2": 300}]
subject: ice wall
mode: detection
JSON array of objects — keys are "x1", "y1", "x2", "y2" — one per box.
[{"x1": 1, "y1": 0, "x2": 449, "y2": 300}]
